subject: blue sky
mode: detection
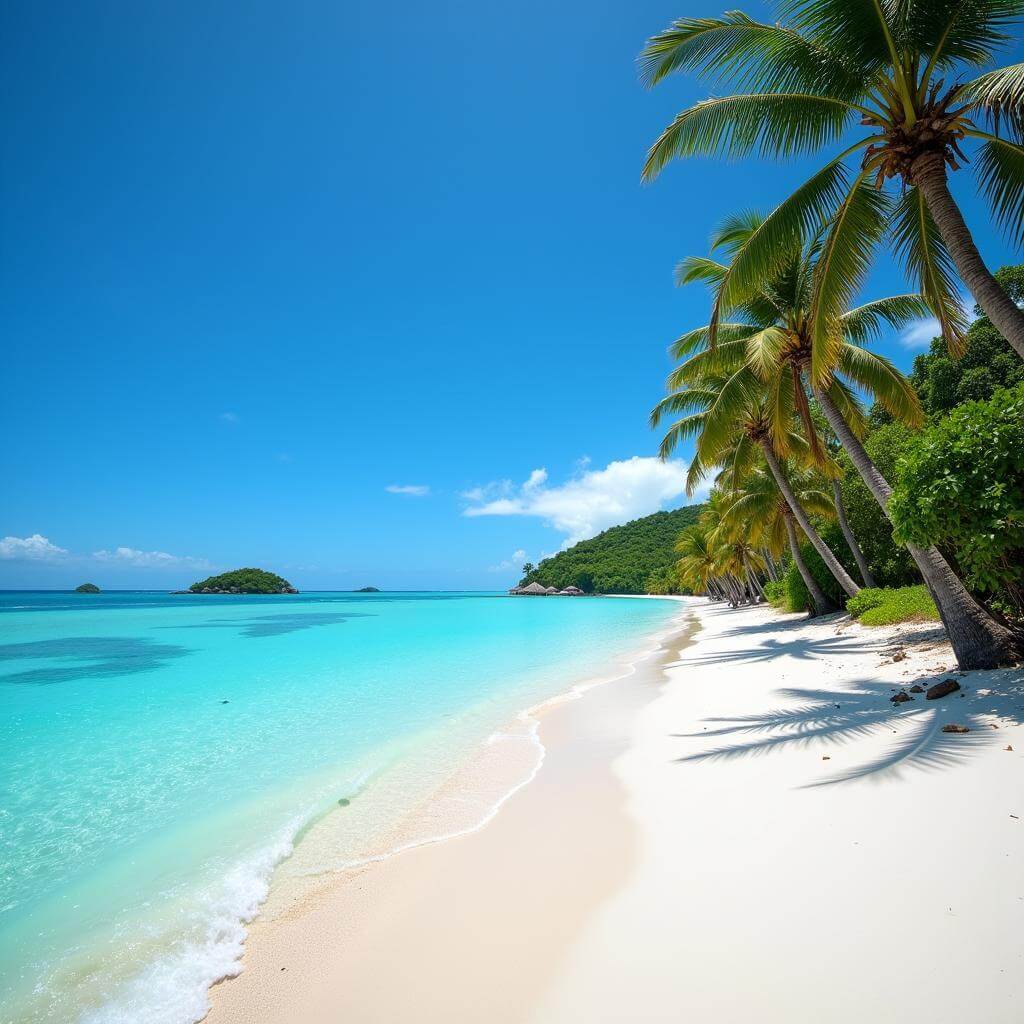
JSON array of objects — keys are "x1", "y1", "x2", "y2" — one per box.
[{"x1": 2, "y1": 1, "x2": 1020, "y2": 590}]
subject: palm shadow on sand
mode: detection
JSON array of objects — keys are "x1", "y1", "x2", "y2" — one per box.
[{"x1": 674, "y1": 646, "x2": 1024, "y2": 786}]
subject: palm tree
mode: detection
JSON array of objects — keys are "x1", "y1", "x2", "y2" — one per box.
[
  {"x1": 719, "y1": 461, "x2": 841, "y2": 615},
  {"x1": 651, "y1": 363, "x2": 862, "y2": 598},
  {"x1": 694, "y1": 214, "x2": 1023, "y2": 668},
  {"x1": 675, "y1": 522, "x2": 721, "y2": 597},
  {"x1": 640, "y1": 0, "x2": 1024, "y2": 361}
]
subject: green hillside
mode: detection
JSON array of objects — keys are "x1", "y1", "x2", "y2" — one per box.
[{"x1": 520, "y1": 505, "x2": 704, "y2": 595}]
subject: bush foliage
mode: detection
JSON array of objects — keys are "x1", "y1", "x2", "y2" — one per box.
[
  {"x1": 846, "y1": 586, "x2": 939, "y2": 626},
  {"x1": 890, "y1": 384, "x2": 1024, "y2": 618}
]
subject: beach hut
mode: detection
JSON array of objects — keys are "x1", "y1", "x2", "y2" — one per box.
[
  {"x1": 543, "y1": 586, "x2": 559, "y2": 595},
  {"x1": 516, "y1": 582, "x2": 550, "y2": 596},
  {"x1": 558, "y1": 586, "x2": 584, "y2": 596}
]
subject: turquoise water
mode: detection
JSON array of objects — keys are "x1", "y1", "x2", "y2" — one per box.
[{"x1": 0, "y1": 590, "x2": 681, "y2": 1024}]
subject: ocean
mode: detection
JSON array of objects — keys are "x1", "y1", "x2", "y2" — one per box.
[{"x1": 0, "y1": 590, "x2": 682, "y2": 1024}]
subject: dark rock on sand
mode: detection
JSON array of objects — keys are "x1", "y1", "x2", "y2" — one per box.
[
  {"x1": 891, "y1": 691, "x2": 912, "y2": 704},
  {"x1": 909, "y1": 684, "x2": 925, "y2": 694},
  {"x1": 926, "y1": 679, "x2": 961, "y2": 700},
  {"x1": 941, "y1": 724, "x2": 970, "y2": 734}
]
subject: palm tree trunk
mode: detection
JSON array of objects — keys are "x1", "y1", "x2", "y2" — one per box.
[
  {"x1": 759, "y1": 442, "x2": 861, "y2": 598},
  {"x1": 784, "y1": 513, "x2": 836, "y2": 616},
  {"x1": 831, "y1": 478, "x2": 876, "y2": 588},
  {"x1": 911, "y1": 151, "x2": 1024, "y2": 361},
  {"x1": 815, "y1": 384, "x2": 1022, "y2": 669},
  {"x1": 743, "y1": 555, "x2": 766, "y2": 601}
]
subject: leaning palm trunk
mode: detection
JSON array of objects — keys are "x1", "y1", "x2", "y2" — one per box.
[
  {"x1": 912, "y1": 152, "x2": 1024, "y2": 362},
  {"x1": 815, "y1": 386, "x2": 1022, "y2": 669},
  {"x1": 831, "y1": 479, "x2": 876, "y2": 588},
  {"x1": 783, "y1": 513, "x2": 835, "y2": 616},
  {"x1": 759, "y1": 443, "x2": 860, "y2": 599},
  {"x1": 743, "y1": 554, "x2": 766, "y2": 601}
]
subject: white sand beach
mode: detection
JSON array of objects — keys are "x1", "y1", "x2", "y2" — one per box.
[{"x1": 206, "y1": 598, "x2": 1024, "y2": 1023}]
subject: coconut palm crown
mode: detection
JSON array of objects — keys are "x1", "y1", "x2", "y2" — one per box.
[
  {"x1": 651, "y1": 211, "x2": 926, "y2": 479},
  {"x1": 640, "y1": 0, "x2": 1024, "y2": 362}
]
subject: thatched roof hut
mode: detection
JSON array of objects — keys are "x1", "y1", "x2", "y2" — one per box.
[
  {"x1": 558, "y1": 586, "x2": 584, "y2": 595},
  {"x1": 543, "y1": 586, "x2": 559, "y2": 595},
  {"x1": 516, "y1": 581, "x2": 550, "y2": 595}
]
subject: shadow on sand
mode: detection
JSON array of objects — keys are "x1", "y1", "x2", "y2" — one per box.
[
  {"x1": 675, "y1": 606, "x2": 1024, "y2": 785},
  {"x1": 676, "y1": 668, "x2": 1024, "y2": 786}
]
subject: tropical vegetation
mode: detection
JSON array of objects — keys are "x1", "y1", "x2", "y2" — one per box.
[
  {"x1": 518, "y1": 506, "x2": 703, "y2": 594},
  {"x1": 846, "y1": 585, "x2": 940, "y2": 625},
  {"x1": 638, "y1": 0, "x2": 1024, "y2": 670},
  {"x1": 640, "y1": 0, "x2": 1024, "y2": 362},
  {"x1": 188, "y1": 568, "x2": 298, "y2": 594}
]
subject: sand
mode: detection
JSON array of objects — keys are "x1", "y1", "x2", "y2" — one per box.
[{"x1": 205, "y1": 598, "x2": 1024, "y2": 1024}]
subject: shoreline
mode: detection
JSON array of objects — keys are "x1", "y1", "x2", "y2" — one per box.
[
  {"x1": 197, "y1": 597, "x2": 694, "y2": 1023},
  {"x1": 206, "y1": 599, "x2": 1024, "y2": 1023}
]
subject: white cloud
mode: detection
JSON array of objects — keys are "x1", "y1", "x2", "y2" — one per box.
[
  {"x1": 900, "y1": 295, "x2": 973, "y2": 349},
  {"x1": 385, "y1": 484, "x2": 430, "y2": 496},
  {"x1": 899, "y1": 317, "x2": 941, "y2": 349},
  {"x1": 488, "y1": 548, "x2": 527, "y2": 572},
  {"x1": 463, "y1": 457, "x2": 691, "y2": 547},
  {"x1": 0, "y1": 534, "x2": 68, "y2": 561},
  {"x1": 219, "y1": 412, "x2": 239, "y2": 424},
  {"x1": 91, "y1": 547, "x2": 211, "y2": 569},
  {"x1": 459, "y1": 480, "x2": 512, "y2": 503}
]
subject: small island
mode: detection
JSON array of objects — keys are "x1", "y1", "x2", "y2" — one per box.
[
  {"x1": 186, "y1": 568, "x2": 298, "y2": 595},
  {"x1": 75, "y1": 582, "x2": 101, "y2": 594},
  {"x1": 354, "y1": 586, "x2": 380, "y2": 593}
]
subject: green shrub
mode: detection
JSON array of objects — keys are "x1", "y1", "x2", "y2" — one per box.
[
  {"x1": 781, "y1": 560, "x2": 812, "y2": 613},
  {"x1": 890, "y1": 383, "x2": 1024, "y2": 620},
  {"x1": 762, "y1": 579, "x2": 786, "y2": 608},
  {"x1": 845, "y1": 589, "x2": 885, "y2": 616},
  {"x1": 847, "y1": 586, "x2": 939, "y2": 626}
]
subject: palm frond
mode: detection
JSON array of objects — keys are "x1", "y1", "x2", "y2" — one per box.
[
  {"x1": 639, "y1": 11, "x2": 869, "y2": 99},
  {"x1": 656, "y1": 413, "x2": 709, "y2": 460},
  {"x1": 961, "y1": 60, "x2": 1024, "y2": 127},
  {"x1": 642, "y1": 93, "x2": 855, "y2": 180},
  {"x1": 707, "y1": 157, "x2": 857, "y2": 342},
  {"x1": 809, "y1": 174, "x2": 890, "y2": 384},
  {"x1": 666, "y1": 340, "x2": 749, "y2": 388},
  {"x1": 836, "y1": 343, "x2": 924, "y2": 426},
  {"x1": 669, "y1": 323, "x2": 757, "y2": 360},
  {"x1": 744, "y1": 326, "x2": 790, "y2": 379},
  {"x1": 975, "y1": 133, "x2": 1024, "y2": 246},
  {"x1": 840, "y1": 294, "x2": 933, "y2": 344},
  {"x1": 907, "y1": 0, "x2": 1023, "y2": 82},
  {"x1": 779, "y1": 0, "x2": 898, "y2": 74},
  {"x1": 675, "y1": 256, "x2": 729, "y2": 288},
  {"x1": 890, "y1": 186, "x2": 969, "y2": 356}
]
